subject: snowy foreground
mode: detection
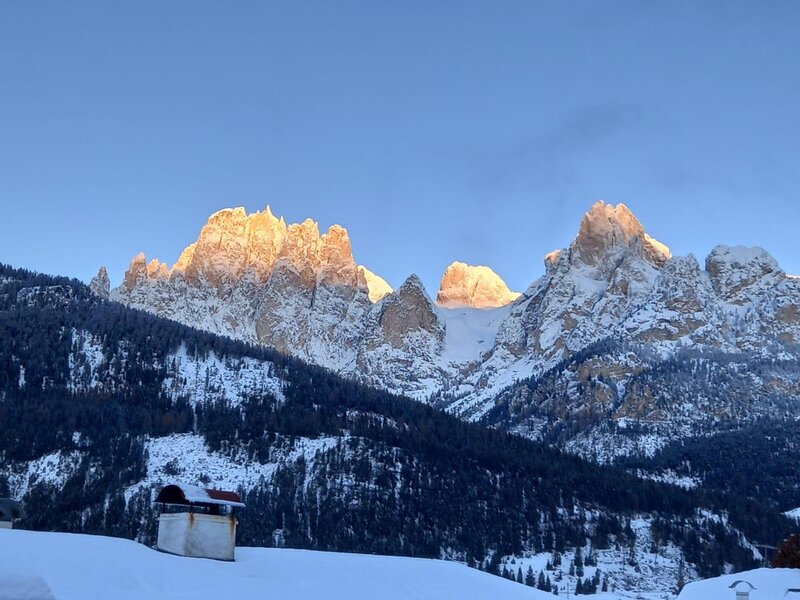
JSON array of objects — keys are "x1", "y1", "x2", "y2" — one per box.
[
  {"x1": 3, "y1": 529, "x2": 796, "y2": 600},
  {"x1": 0, "y1": 529, "x2": 551, "y2": 600},
  {"x1": 0, "y1": 530, "x2": 800, "y2": 600},
  {"x1": 678, "y1": 567, "x2": 800, "y2": 600}
]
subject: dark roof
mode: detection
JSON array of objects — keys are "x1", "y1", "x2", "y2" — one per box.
[
  {"x1": 154, "y1": 483, "x2": 245, "y2": 508},
  {"x1": 206, "y1": 489, "x2": 243, "y2": 504},
  {"x1": 0, "y1": 498, "x2": 24, "y2": 521},
  {"x1": 729, "y1": 580, "x2": 757, "y2": 591}
]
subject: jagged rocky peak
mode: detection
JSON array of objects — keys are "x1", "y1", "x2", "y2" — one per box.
[
  {"x1": 573, "y1": 201, "x2": 671, "y2": 268},
  {"x1": 493, "y1": 201, "x2": 676, "y2": 365},
  {"x1": 317, "y1": 224, "x2": 360, "y2": 287},
  {"x1": 121, "y1": 252, "x2": 148, "y2": 291},
  {"x1": 358, "y1": 266, "x2": 393, "y2": 303},
  {"x1": 120, "y1": 252, "x2": 172, "y2": 291},
  {"x1": 705, "y1": 244, "x2": 785, "y2": 303},
  {"x1": 178, "y1": 206, "x2": 287, "y2": 287},
  {"x1": 378, "y1": 274, "x2": 444, "y2": 348},
  {"x1": 436, "y1": 262, "x2": 520, "y2": 309},
  {"x1": 265, "y1": 219, "x2": 364, "y2": 291},
  {"x1": 88, "y1": 266, "x2": 110, "y2": 299},
  {"x1": 544, "y1": 250, "x2": 562, "y2": 275},
  {"x1": 118, "y1": 206, "x2": 382, "y2": 295},
  {"x1": 395, "y1": 274, "x2": 432, "y2": 303}
]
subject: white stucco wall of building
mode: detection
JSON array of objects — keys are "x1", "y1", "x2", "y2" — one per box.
[{"x1": 156, "y1": 513, "x2": 237, "y2": 561}]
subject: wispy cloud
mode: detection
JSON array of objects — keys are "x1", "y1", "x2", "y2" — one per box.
[{"x1": 462, "y1": 101, "x2": 644, "y2": 195}]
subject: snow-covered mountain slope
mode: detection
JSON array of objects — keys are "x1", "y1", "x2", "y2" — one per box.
[
  {"x1": 0, "y1": 529, "x2": 549, "y2": 600},
  {"x1": 107, "y1": 201, "x2": 800, "y2": 445}
]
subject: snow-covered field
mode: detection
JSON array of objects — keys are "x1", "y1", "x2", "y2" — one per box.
[
  {"x1": 677, "y1": 567, "x2": 800, "y2": 600},
  {"x1": 0, "y1": 529, "x2": 552, "y2": 600}
]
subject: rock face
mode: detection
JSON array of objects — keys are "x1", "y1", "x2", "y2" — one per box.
[
  {"x1": 89, "y1": 266, "x2": 110, "y2": 299},
  {"x1": 706, "y1": 245, "x2": 784, "y2": 304},
  {"x1": 436, "y1": 262, "x2": 520, "y2": 308},
  {"x1": 376, "y1": 275, "x2": 443, "y2": 349},
  {"x1": 573, "y1": 201, "x2": 671, "y2": 268},
  {"x1": 110, "y1": 201, "x2": 800, "y2": 420},
  {"x1": 355, "y1": 275, "x2": 447, "y2": 397},
  {"x1": 623, "y1": 254, "x2": 724, "y2": 345},
  {"x1": 114, "y1": 207, "x2": 375, "y2": 371}
]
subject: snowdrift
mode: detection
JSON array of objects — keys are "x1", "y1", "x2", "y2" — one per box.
[
  {"x1": 0, "y1": 529, "x2": 547, "y2": 600},
  {"x1": 678, "y1": 567, "x2": 800, "y2": 600}
]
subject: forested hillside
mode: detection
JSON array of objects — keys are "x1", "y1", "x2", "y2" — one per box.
[
  {"x1": 620, "y1": 419, "x2": 800, "y2": 513},
  {"x1": 0, "y1": 263, "x2": 793, "y2": 584},
  {"x1": 481, "y1": 338, "x2": 800, "y2": 465}
]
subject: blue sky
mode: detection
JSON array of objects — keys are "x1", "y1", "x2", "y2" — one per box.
[{"x1": 1, "y1": 1, "x2": 798, "y2": 293}]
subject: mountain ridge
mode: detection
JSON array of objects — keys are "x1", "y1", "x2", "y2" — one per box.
[{"x1": 106, "y1": 200, "x2": 800, "y2": 456}]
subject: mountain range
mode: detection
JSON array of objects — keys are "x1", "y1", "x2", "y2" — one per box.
[
  {"x1": 103, "y1": 201, "x2": 800, "y2": 458},
  {"x1": 0, "y1": 261, "x2": 792, "y2": 596},
  {"x1": 2, "y1": 199, "x2": 797, "y2": 596}
]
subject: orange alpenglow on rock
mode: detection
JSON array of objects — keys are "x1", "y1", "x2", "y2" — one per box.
[
  {"x1": 574, "y1": 201, "x2": 671, "y2": 268},
  {"x1": 435, "y1": 262, "x2": 521, "y2": 309},
  {"x1": 119, "y1": 206, "x2": 381, "y2": 295},
  {"x1": 358, "y1": 266, "x2": 393, "y2": 303}
]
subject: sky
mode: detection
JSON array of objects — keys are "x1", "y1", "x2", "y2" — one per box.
[{"x1": 1, "y1": 1, "x2": 799, "y2": 294}]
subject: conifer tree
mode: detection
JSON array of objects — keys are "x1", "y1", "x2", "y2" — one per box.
[
  {"x1": 525, "y1": 566, "x2": 535, "y2": 587},
  {"x1": 676, "y1": 558, "x2": 686, "y2": 593},
  {"x1": 627, "y1": 542, "x2": 637, "y2": 567},
  {"x1": 488, "y1": 554, "x2": 501, "y2": 576}
]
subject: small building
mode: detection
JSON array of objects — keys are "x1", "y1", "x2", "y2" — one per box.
[
  {"x1": 154, "y1": 483, "x2": 244, "y2": 561},
  {"x1": 0, "y1": 498, "x2": 24, "y2": 529}
]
